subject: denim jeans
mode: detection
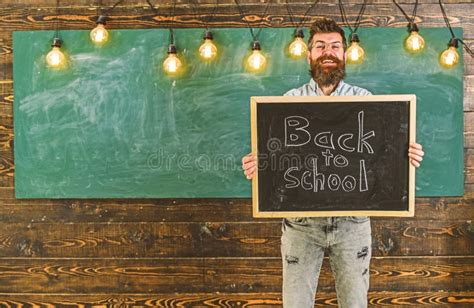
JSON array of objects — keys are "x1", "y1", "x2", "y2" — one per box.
[{"x1": 281, "y1": 217, "x2": 372, "y2": 308}]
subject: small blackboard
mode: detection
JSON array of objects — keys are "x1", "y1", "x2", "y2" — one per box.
[{"x1": 251, "y1": 95, "x2": 416, "y2": 218}]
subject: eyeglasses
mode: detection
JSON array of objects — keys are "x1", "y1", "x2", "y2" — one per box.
[{"x1": 311, "y1": 41, "x2": 343, "y2": 52}]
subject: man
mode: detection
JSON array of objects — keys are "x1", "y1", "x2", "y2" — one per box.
[{"x1": 241, "y1": 18, "x2": 424, "y2": 308}]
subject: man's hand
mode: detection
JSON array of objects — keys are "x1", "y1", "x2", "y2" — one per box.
[
  {"x1": 409, "y1": 143, "x2": 424, "y2": 168},
  {"x1": 242, "y1": 153, "x2": 257, "y2": 180}
]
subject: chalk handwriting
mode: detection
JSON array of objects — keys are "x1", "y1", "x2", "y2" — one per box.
[{"x1": 281, "y1": 110, "x2": 374, "y2": 193}]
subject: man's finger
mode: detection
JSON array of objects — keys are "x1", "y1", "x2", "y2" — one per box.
[
  {"x1": 242, "y1": 154, "x2": 252, "y2": 164},
  {"x1": 243, "y1": 161, "x2": 256, "y2": 170},
  {"x1": 246, "y1": 166, "x2": 256, "y2": 175},
  {"x1": 408, "y1": 153, "x2": 423, "y2": 162},
  {"x1": 409, "y1": 148, "x2": 424, "y2": 156},
  {"x1": 410, "y1": 143, "x2": 422, "y2": 150},
  {"x1": 410, "y1": 159, "x2": 420, "y2": 168},
  {"x1": 242, "y1": 154, "x2": 256, "y2": 164},
  {"x1": 245, "y1": 167, "x2": 256, "y2": 179}
]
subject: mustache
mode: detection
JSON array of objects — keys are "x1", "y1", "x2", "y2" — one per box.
[{"x1": 317, "y1": 54, "x2": 343, "y2": 65}]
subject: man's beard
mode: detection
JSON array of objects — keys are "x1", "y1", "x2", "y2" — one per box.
[{"x1": 309, "y1": 55, "x2": 346, "y2": 88}]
